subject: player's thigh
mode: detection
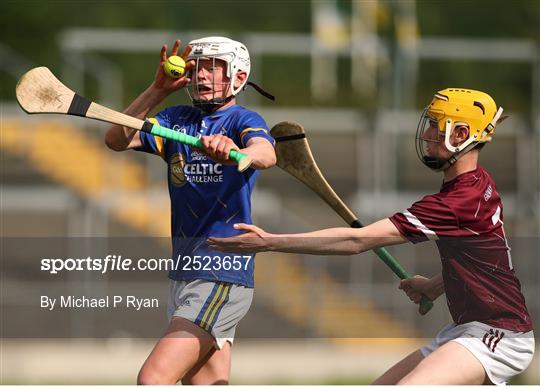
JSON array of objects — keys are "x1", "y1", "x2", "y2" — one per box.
[
  {"x1": 372, "y1": 349, "x2": 424, "y2": 385},
  {"x1": 182, "y1": 341, "x2": 232, "y2": 385},
  {"x1": 137, "y1": 317, "x2": 216, "y2": 385},
  {"x1": 398, "y1": 341, "x2": 487, "y2": 385}
]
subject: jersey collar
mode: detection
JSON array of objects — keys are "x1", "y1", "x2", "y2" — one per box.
[
  {"x1": 441, "y1": 166, "x2": 483, "y2": 190},
  {"x1": 202, "y1": 104, "x2": 241, "y2": 119}
]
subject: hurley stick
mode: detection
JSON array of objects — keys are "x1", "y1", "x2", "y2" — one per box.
[
  {"x1": 16, "y1": 67, "x2": 252, "y2": 171},
  {"x1": 271, "y1": 121, "x2": 433, "y2": 315}
]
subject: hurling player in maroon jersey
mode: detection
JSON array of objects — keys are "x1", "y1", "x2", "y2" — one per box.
[{"x1": 209, "y1": 88, "x2": 534, "y2": 385}]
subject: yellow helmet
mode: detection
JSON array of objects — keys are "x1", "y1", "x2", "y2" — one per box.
[{"x1": 416, "y1": 88, "x2": 504, "y2": 170}]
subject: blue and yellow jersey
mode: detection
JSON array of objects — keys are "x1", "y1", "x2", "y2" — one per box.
[{"x1": 136, "y1": 104, "x2": 274, "y2": 287}]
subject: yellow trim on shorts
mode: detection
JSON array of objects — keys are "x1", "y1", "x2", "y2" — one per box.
[
  {"x1": 205, "y1": 284, "x2": 231, "y2": 329},
  {"x1": 147, "y1": 117, "x2": 165, "y2": 160},
  {"x1": 199, "y1": 283, "x2": 225, "y2": 330},
  {"x1": 199, "y1": 283, "x2": 231, "y2": 331}
]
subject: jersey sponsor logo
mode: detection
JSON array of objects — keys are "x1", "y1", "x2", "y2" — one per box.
[
  {"x1": 191, "y1": 150, "x2": 208, "y2": 161},
  {"x1": 482, "y1": 329, "x2": 505, "y2": 352},
  {"x1": 172, "y1": 124, "x2": 188, "y2": 133},
  {"x1": 170, "y1": 152, "x2": 187, "y2": 187},
  {"x1": 183, "y1": 163, "x2": 223, "y2": 184},
  {"x1": 169, "y1": 152, "x2": 224, "y2": 185}
]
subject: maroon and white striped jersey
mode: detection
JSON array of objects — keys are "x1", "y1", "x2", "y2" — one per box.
[{"x1": 390, "y1": 166, "x2": 532, "y2": 332}]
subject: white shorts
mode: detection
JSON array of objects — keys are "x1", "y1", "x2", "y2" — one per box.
[
  {"x1": 421, "y1": 321, "x2": 535, "y2": 385},
  {"x1": 167, "y1": 279, "x2": 253, "y2": 350}
]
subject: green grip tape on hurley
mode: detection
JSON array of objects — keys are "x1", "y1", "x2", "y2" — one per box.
[
  {"x1": 149, "y1": 124, "x2": 252, "y2": 171},
  {"x1": 373, "y1": 247, "x2": 434, "y2": 315},
  {"x1": 350, "y1": 220, "x2": 433, "y2": 315}
]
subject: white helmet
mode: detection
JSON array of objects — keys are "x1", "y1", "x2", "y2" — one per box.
[
  {"x1": 187, "y1": 36, "x2": 250, "y2": 109},
  {"x1": 186, "y1": 36, "x2": 274, "y2": 112}
]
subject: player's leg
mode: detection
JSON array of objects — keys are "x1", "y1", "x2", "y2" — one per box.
[
  {"x1": 182, "y1": 283, "x2": 253, "y2": 384},
  {"x1": 397, "y1": 341, "x2": 487, "y2": 385},
  {"x1": 137, "y1": 280, "x2": 218, "y2": 384},
  {"x1": 182, "y1": 341, "x2": 232, "y2": 385},
  {"x1": 181, "y1": 283, "x2": 253, "y2": 385},
  {"x1": 374, "y1": 323, "x2": 458, "y2": 385},
  {"x1": 151, "y1": 280, "x2": 252, "y2": 385},
  {"x1": 372, "y1": 349, "x2": 424, "y2": 385},
  {"x1": 137, "y1": 316, "x2": 216, "y2": 385}
]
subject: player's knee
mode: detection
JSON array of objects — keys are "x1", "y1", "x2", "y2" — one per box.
[{"x1": 136, "y1": 370, "x2": 155, "y2": 385}]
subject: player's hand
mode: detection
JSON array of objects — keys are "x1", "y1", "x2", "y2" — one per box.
[
  {"x1": 152, "y1": 39, "x2": 194, "y2": 94},
  {"x1": 200, "y1": 134, "x2": 240, "y2": 164},
  {"x1": 399, "y1": 275, "x2": 434, "y2": 304},
  {"x1": 207, "y1": 224, "x2": 273, "y2": 253}
]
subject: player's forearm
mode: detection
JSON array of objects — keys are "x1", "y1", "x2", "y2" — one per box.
[
  {"x1": 124, "y1": 83, "x2": 171, "y2": 118},
  {"x1": 266, "y1": 227, "x2": 388, "y2": 255},
  {"x1": 265, "y1": 220, "x2": 406, "y2": 255},
  {"x1": 428, "y1": 273, "x2": 445, "y2": 299},
  {"x1": 209, "y1": 218, "x2": 405, "y2": 255},
  {"x1": 105, "y1": 85, "x2": 169, "y2": 151},
  {"x1": 241, "y1": 140, "x2": 276, "y2": 169}
]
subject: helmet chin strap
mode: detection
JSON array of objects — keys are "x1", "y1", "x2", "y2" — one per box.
[
  {"x1": 192, "y1": 95, "x2": 236, "y2": 113},
  {"x1": 423, "y1": 144, "x2": 473, "y2": 172},
  {"x1": 246, "y1": 81, "x2": 275, "y2": 101},
  {"x1": 424, "y1": 133, "x2": 492, "y2": 172},
  {"x1": 192, "y1": 82, "x2": 275, "y2": 113},
  {"x1": 422, "y1": 156, "x2": 446, "y2": 171}
]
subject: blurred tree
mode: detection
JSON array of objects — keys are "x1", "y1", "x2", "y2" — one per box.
[
  {"x1": 1, "y1": 0, "x2": 538, "y2": 110},
  {"x1": 417, "y1": 0, "x2": 540, "y2": 40}
]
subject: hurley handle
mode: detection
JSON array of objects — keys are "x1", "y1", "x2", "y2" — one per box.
[
  {"x1": 372, "y1": 246, "x2": 434, "y2": 315},
  {"x1": 144, "y1": 122, "x2": 252, "y2": 172},
  {"x1": 351, "y1": 220, "x2": 434, "y2": 315}
]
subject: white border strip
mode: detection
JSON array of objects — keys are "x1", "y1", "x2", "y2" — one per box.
[{"x1": 403, "y1": 210, "x2": 439, "y2": 240}]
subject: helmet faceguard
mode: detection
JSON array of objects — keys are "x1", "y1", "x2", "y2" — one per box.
[
  {"x1": 416, "y1": 109, "x2": 446, "y2": 170},
  {"x1": 416, "y1": 88, "x2": 504, "y2": 171},
  {"x1": 186, "y1": 36, "x2": 250, "y2": 112}
]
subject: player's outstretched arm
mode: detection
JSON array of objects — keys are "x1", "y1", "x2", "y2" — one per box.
[
  {"x1": 105, "y1": 40, "x2": 193, "y2": 151},
  {"x1": 399, "y1": 273, "x2": 445, "y2": 303},
  {"x1": 207, "y1": 218, "x2": 406, "y2": 255},
  {"x1": 104, "y1": 85, "x2": 169, "y2": 151}
]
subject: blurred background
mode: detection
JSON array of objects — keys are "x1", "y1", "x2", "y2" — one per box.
[{"x1": 1, "y1": 0, "x2": 539, "y2": 384}]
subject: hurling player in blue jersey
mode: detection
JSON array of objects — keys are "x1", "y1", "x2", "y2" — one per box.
[{"x1": 105, "y1": 37, "x2": 276, "y2": 384}]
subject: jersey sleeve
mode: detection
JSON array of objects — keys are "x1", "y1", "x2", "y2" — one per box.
[
  {"x1": 134, "y1": 107, "x2": 178, "y2": 160},
  {"x1": 234, "y1": 111, "x2": 275, "y2": 148},
  {"x1": 389, "y1": 194, "x2": 459, "y2": 244}
]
